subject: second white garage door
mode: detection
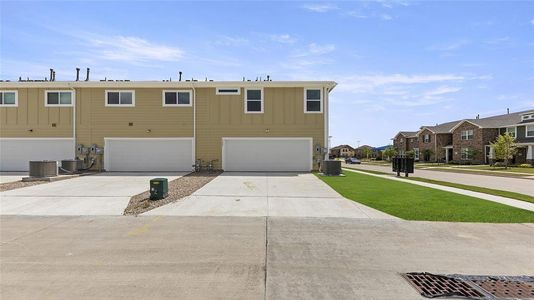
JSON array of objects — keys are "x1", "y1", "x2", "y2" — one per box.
[
  {"x1": 0, "y1": 138, "x2": 74, "y2": 171},
  {"x1": 104, "y1": 138, "x2": 193, "y2": 171},
  {"x1": 222, "y1": 137, "x2": 313, "y2": 172}
]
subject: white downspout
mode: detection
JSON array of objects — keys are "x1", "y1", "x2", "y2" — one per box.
[
  {"x1": 324, "y1": 86, "x2": 329, "y2": 161},
  {"x1": 190, "y1": 82, "x2": 196, "y2": 170},
  {"x1": 70, "y1": 85, "x2": 76, "y2": 160}
]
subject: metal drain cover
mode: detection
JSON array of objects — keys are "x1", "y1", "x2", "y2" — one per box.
[
  {"x1": 403, "y1": 273, "x2": 534, "y2": 299},
  {"x1": 402, "y1": 272, "x2": 486, "y2": 299}
]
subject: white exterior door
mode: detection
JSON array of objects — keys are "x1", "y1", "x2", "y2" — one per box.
[
  {"x1": 0, "y1": 138, "x2": 74, "y2": 171},
  {"x1": 104, "y1": 138, "x2": 193, "y2": 171},
  {"x1": 222, "y1": 137, "x2": 313, "y2": 172}
]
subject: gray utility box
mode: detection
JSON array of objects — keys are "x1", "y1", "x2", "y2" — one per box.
[
  {"x1": 29, "y1": 161, "x2": 58, "y2": 178},
  {"x1": 323, "y1": 160, "x2": 342, "y2": 176},
  {"x1": 61, "y1": 159, "x2": 83, "y2": 173}
]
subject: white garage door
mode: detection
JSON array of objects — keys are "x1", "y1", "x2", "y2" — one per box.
[
  {"x1": 222, "y1": 138, "x2": 313, "y2": 172},
  {"x1": 0, "y1": 138, "x2": 74, "y2": 171},
  {"x1": 104, "y1": 138, "x2": 193, "y2": 171}
]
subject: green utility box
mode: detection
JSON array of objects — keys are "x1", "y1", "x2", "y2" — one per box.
[{"x1": 150, "y1": 178, "x2": 168, "y2": 200}]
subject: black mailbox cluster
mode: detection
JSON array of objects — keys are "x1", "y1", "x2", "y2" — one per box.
[{"x1": 392, "y1": 156, "x2": 415, "y2": 177}]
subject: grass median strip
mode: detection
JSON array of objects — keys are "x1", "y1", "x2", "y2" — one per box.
[
  {"x1": 318, "y1": 171, "x2": 534, "y2": 223},
  {"x1": 407, "y1": 177, "x2": 534, "y2": 204},
  {"x1": 344, "y1": 167, "x2": 534, "y2": 204}
]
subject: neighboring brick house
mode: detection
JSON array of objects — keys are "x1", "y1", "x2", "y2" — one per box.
[
  {"x1": 330, "y1": 145, "x2": 355, "y2": 158},
  {"x1": 392, "y1": 131, "x2": 418, "y2": 156},
  {"x1": 354, "y1": 145, "x2": 378, "y2": 159},
  {"x1": 450, "y1": 120, "x2": 498, "y2": 164},
  {"x1": 393, "y1": 109, "x2": 534, "y2": 165},
  {"x1": 416, "y1": 121, "x2": 457, "y2": 162}
]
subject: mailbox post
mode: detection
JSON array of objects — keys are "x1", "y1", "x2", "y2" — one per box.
[{"x1": 392, "y1": 156, "x2": 414, "y2": 177}]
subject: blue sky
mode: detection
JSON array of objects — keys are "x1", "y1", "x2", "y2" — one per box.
[{"x1": 1, "y1": 1, "x2": 533, "y2": 147}]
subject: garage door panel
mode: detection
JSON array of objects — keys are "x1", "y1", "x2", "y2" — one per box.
[
  {"x1": 0, "y1": 138, "x2": 74, "y2": 171},
  {"x1": 223, "y1": 138, "x2": 312, "y2": 172},
  {"x1": 105, "y1": 138, "x2": 193, "y2": 172}
]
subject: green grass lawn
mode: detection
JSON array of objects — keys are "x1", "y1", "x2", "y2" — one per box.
[
  {"x1": 343, "y1": 166, "x2": 534, "y2": 204},
  {"x1": 407, "y1": 177, "x2": 534, "y2": 204},
  {"x1": 318, "y1": 171, "x2": 534, "y2": 223}
]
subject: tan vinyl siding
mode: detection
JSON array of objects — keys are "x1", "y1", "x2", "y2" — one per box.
[
  {"x1": 196, "y1": 87, "x2": 324, "y2": 169},
  {"x1": 1, "y1": 86, "x2": 326, "y2": 170}
]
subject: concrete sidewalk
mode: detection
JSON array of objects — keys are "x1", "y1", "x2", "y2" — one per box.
[
  {"x1": 344, "y1": 168, "x2": 534, "y2": 212},
  {"x1": 349, "y1": 163, "x2": 534, "y2": 196},
  {"x1": 2, "y1": 215, "x2": 533, "y2": 299},
  {"x1": 145, "y1": 172, "x2": 394, "y2": 219}
]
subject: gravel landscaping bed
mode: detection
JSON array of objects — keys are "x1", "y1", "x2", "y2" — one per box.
[
  {"x1": 123, "y1": 171, "x2": 222, "y2": 216},
  {"x1": 0, "y1": 173, "x2": 94, "y2": 192}
]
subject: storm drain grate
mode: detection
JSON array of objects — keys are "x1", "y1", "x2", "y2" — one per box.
[
  {"x1": 403, "y1": 273, "x2": 534, "y2": 299},
  {"x1": 402, "y1": 272, "x2": 486, "y2": 299}
]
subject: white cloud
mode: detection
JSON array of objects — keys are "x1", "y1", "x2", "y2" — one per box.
[
  {"x1": 380, "y1": 14, "x2": 393, "y2": 21},
  {"x1": 89, "y1": 36, "x2": 184, "y2": 62},
  {"x1": 427, "y1": 39, "x2": 470, "y2": 51},
  {"x1": 531, "y1": 18, "x2": 534, "y2": 25},
  {"x1": 344, "y1": 11, "x2": 368, "y2": 18},
  {"x1": 214, "y1": 35, "x2": 249, "y2": 47},
  {"x1": 308, "y1": 43, "x2": 336, "y2": 55},
  {"x1": 302, "y1": 3, "x2": 338, "y2": 13},
  {"x1": 269, "y1": 34, "x2": 296, "y2": 44}
]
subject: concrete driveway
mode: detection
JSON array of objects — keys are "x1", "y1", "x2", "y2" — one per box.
[
  {"x1": 0, "y1": 172, "x2": 186, "y2": 215},
  {"x1": 145, "y1": 172, "x2": 393, "y2": 219}
]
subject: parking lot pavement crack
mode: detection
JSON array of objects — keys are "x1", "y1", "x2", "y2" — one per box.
[{"x1": 264, "y1": 216, "x2": 269, "y2": 300}]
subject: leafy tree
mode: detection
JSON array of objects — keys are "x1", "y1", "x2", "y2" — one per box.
[
  {"x1": 491, "y1": 132, "x2": 517, "y2": 169},
  {"x1": 383, "y1": 146, "x2": 397, "y2": 161},
  {"x1": 405, "y1": 150, "x2": 415, "y2": 159},
  {"x1": 362, "y1": 147, "x2": 374, "y2": 160}
]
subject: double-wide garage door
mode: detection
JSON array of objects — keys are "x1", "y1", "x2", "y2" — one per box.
[
  {"x1": 222, "y1": 138, "x2": 313, "y2": 172},
  {"x1": 104, "y1": 138, "x2": 193, "y2": 172},
  {"x1": 0, "y1": 138, "x2": 75, "y2": 171}
]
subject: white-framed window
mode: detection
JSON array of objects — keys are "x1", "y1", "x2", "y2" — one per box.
[
  {"x1": 461, "y1": 129, "x2": 474, "y2": 140},
  {"x1": 461, "y1": 148, "x2": 471, "y2": 160},
  {"x1": 45, "y1": 90, "x2": 74, "y2": 107},
  {"x1": 414, "y1": 148, "x2": 420, "y2": 160},
  {"x1": 244, "y1": 88, "x2": 263, "y2": 113},
  {"x1": 304, "y1": 88, "x2": 322, "y2": 113},
  {"x1": 423, "y1": 134, "x2": 430, "y2": 143},
  {"x1": 526, "y1": 125, "x2": 534, "y2": 138},
  {"x1": 162, "y1": 90, "x2": 192, "y2": 107},
  {"x1": 216, "y1": 87, "x2": 240, "y2": 95},
  {"x1": 105, "y1": 90, "x2": 135, "y2": 107},
  {"x1": 521, "y1": 113, "x2": 534, "y2": 121},
  {"x1": 0, "y1": 91, "x2": 18, "y2": 107},
  {"x1": 504, "y1": 127, "x2": 516, "y2": 138}
]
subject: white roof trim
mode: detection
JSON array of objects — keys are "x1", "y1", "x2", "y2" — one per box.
[
  {"x1": 448, "y1": 119, "x2": 482, "y2": 132},
  {"x1": 416, "y1": 127, "x2": 435, "y2": 136},
  {"x1": 0, "y1": 80, "x2": 338, "y2": 90}
]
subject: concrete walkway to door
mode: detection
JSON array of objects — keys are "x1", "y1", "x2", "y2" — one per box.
[{"x1": 145, "y1": 172, "x2": 395, "y2": 219}]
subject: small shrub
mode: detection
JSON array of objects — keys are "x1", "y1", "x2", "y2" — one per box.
[{"x1": 518, "y1": 164, "x2": 532, "y2": 168}]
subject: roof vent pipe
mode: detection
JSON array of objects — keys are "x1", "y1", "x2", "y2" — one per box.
[
  {"x1": 179, "y1": 71, "x2": 182, "y2": 81},
  {"x1": 75, "y1": 68, "x2": 80, "y2": 81},
  {"x1": 507, "y1": 108, "x2": 510, "y2": 114},
  {"x1": 52, "y1": 71, "x2": 56, "y2": 81},
  {"x1": 49, "y1": 69, "x2": 53, "y2": 81},
  {"x1": 85, "y1": 68, "x2": 90, "y2": 81}
]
